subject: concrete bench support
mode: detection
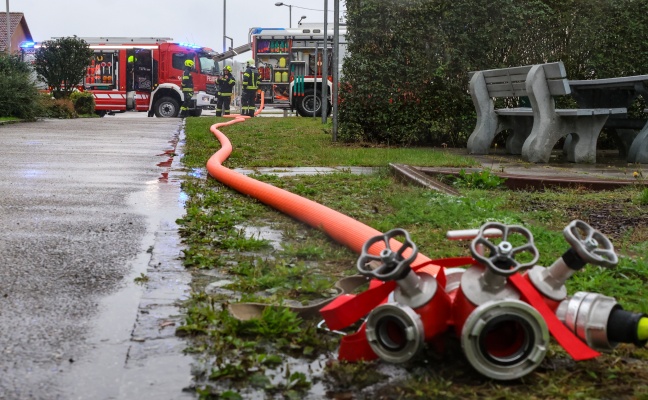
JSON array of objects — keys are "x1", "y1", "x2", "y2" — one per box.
[{"x1": 468, "y1": 62, "x2": 626, "y2": 163}]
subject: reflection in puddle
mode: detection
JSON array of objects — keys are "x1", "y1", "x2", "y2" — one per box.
[{"x1": 188, "y1": 168, "x2": 206, "y2": 178}]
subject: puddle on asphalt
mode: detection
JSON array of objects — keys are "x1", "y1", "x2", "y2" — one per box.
[{"x1": 60, "y1": 125, "x2": 194, "y2": 399}]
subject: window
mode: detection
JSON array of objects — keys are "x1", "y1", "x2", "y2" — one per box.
[
  {"x1": 199, "y1": 55, "x2": 219, "y2": 75},
  {"x1": 172, "y1": 52, "x2": 195, "y2": 70}
]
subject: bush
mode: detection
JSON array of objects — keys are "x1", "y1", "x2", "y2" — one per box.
[
  {"x1": 37, "y1": 94, "x2": 77, "y2": 119},
  {"x1": 0, "y1": 53, "x2": 40, "y2": 120},
  {"x1": 340, "y1": 0, "x2": 648, "y2": 146},
  {"x1": 70, "y1": 91, "x2": 95, "y2": 115}
]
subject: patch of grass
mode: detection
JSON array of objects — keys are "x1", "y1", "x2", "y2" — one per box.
[
  {"x1": 637, "y1": 187, "x2": 648, "y2": 205},
  {"x1": 451, "y1": 168, "x2": 508, "y2": 189},
  {"x1": 0, "y1": 116, "x2": 20, "y2": 122},
  {"x1": 183, "y1": 117, "x2": 478, "y2": 169},
  {"x1": 177, "y1": 117, "x2": 648, "y2": 399},
  {"x1": 133, "y1": 273, "x2": 149, "y2": 285}
]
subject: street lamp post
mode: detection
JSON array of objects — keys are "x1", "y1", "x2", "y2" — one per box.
[
  {"x1": 6, "y1": 0, "x2": 11, "y2": 53},
  {"x1": 222, "y1": 0, "x2": 227, "y2": 53},
  {"x1": 321, "y1": 0, "x2": 328, "y2": 124},
  {"x1": 332, "y1": 0, "x2": 340, "y2": 140},
  {"x1": 298, "y1": 15, "x2": 307, "y2": 26},
  {"x1": 274, "y1": 2, "x2": 292, "y2": 28}
]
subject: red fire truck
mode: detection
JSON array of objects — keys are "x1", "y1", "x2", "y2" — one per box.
[
  {"x1": 24, "y1": 37, "x2": 220, "y2": 117},
  {"x1": 82, "y1": 37, "x2": 220, "y2": 117}
]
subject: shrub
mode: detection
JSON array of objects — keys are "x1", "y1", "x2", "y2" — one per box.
[
  {"x1": 70, "y1": 91, "x2": 95, "y2": 115},
  {"x1": 340, "y1": 0, "x2": 648, "y2": 146},
  {"x1": 37, "y1": 94, "x2": 77, "y2": 119},
  {"x1": 0, "y1": 53, "x2": 40, "y2": 120}
]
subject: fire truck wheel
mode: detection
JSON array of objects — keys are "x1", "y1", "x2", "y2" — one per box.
[
  {"x1": 296, "y1": 89, "x2": 331, "y2": 117},
  {"x1": 153, "y1": 96, "x2": 180, "y2": 118}
]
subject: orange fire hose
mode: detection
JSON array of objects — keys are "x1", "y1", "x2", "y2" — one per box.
[{"x1": 206, "y1": 93, "x2": 439, "y2": 272}]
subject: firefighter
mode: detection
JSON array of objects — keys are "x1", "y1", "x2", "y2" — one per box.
[
  {"x1": 216, "y1": 65, "x2": 236, "y2": 117},
  {"x1": 179, "y1": 58, "x2": 195, "y2": 118},
  {"x1": 127, "y1": 54, "x2": 137, "y2": 91},
  {"x1": 241, "y1": 59, "x2": 261, "y2": 117}
]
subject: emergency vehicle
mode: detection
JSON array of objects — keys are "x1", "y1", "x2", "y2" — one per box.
[
  {"x1": 23, "y1": 37, "x2": 220, "y2": 118},
  {"x1": 249, "y1": 24, "x2": 347, "y2": 117}
]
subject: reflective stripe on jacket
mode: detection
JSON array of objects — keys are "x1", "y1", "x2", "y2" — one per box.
[
  {"x1": 182, "y1": 66, "x2": 194, "y2": 91},
  {"x1": 242, "y1": 67, "x2": 260, "y2": 90},
  {"x1": 218, "y1": 74, "x2": 236, "y2": 96}
]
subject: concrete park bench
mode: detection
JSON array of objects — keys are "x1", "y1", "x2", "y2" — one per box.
[{"x1": 467, "y1": 62, "x2": 626, "y2": 163}]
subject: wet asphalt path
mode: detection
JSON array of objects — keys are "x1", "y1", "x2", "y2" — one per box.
[{"x1": 0, "y1": 115, "x2": 193, "y2": 399}]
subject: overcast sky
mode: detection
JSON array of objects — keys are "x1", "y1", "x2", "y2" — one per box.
[{"x1": 9, "y1": 0, "x2": 346, "y2": 61}]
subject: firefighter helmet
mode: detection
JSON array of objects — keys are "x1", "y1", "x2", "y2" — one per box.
[
  {"x1": 185, "y1": 59, "x2": 195, "y2": 67},
  {"x1": 224, "y1": 65, "x2": 232, "y2": 72},
  {"x1": 247, "y1": 59, "x2": 255, "y2": 66}
]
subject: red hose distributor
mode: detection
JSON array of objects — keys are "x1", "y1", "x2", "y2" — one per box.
[{"x1": 355, "y1": 229, "x2": 451, "y2": 363}]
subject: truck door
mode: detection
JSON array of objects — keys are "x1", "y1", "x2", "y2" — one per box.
[{"x1": 126, "y1": 48, "x2": 154, "y2": 92}]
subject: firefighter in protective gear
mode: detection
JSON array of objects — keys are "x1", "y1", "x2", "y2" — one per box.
[
  {"x1": 216, "y1": 65, "x2": 235, "y2": 117},
  {"x1": 180, "y1": 58, "x2": 195, "y2": 118},
  {"x1": 127, "y1": 54, "x2": 138, "y2": 91},
  {"x1": 241, "y1": 59, "x2": 261, "y2": 117}
]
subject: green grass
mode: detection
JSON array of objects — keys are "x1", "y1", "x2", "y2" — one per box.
[
  {"x1": 177, "y1": 116, "x2": 648, "y2": 399},
  {"x1": 183, "y1": 117, "x2": 479, "y2": 169}
]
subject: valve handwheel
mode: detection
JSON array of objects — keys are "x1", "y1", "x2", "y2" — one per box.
[
  {"x1": 563, "y1": 220, "x2": 618, "y2": 268},
  {"x1": 357, "y1": 228, "x2": 418, "y2": 281},
  {"x1": 470, "y1": 222, "x2": 539, "y2": 276}
]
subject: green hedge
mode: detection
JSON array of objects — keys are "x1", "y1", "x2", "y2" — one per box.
[
  {"x1": 0, "y1": 53, "x2": 40, "y2": 120},
  {"x1": 339, "y1": 0, "x2": 648, "y2": 146},
  {"x1": 70, "y1": 91, "x2": 96, "y2": 115}
]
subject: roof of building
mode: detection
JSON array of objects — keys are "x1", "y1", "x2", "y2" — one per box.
[{"x1": 0, "y1": 12, "x2": 33, "y2": 52}]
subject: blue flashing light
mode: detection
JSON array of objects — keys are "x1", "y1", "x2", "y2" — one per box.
[
  {"x1": 178, "y1": 42, "x2": 202, "y2": 49},
  {"x1": 20, "y1": 41, "x2": 36, "y2": 48},
  {"x1": 250, "y1": 28, "x2": 286, "y2": 35}
]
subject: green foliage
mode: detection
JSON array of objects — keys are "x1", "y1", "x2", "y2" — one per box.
[
  {"x1": 179, "y1": 119, "x2": 648, "y2": 398},
  {"x1": 340, "y1": 0, "x2": 648, "y2": 146},
  {"x1": 37, "y1": 94, "x2": 77, "y2": 119},
  {"x1": 0, "y1": 53, "x2": 40, "y2": 120},
  {"x1": 70, "y1": 91, "x2": 95, "y2": 115},
  {"x1": 638, "y1": 188, "x2": 648, "y2": 206},
  {"x1": 34, "y1": 36, "x2": 94, "y2": 99},
  {"x1": 452, "y1": 169, "x2": 507, "y2": 189}
]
